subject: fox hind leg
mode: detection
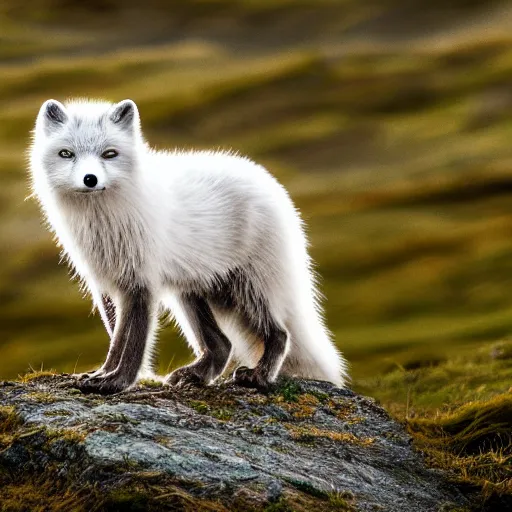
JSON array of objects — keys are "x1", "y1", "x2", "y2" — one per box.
[
  {"x1": 166, "y1": 293, "x2": 232, "y2": 388},
  {"x1": 231, "y1": 310, "x2": 289, "y2": 391},
  {"x1": 209, "y1": 268, "x2": 290, "y2": 390}
]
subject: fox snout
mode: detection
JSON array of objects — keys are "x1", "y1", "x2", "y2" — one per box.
[{"x1": 74, "y1": 156, "x2": 106, "y2": 192}]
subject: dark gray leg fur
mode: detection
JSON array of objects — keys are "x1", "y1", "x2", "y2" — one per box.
[
  {"x1": 232, "y1": 321, "x2": 288, "y2": 391},
  {"x1": 99, "y1": 294, "x2": 127, "y2": 373},
  {"x1": 74, "y1": 294, "x2": 118, "y2": 380},
  {"x1": 166, "y1": 294, "x2": 231, "y2": 388},
  {"x1": 78, "y1": 286, "x2": 154, "y2": 394},
  {"x1": 101, "y1": 294, "x2": 117, "y2": 334},
  {"x1": 210, "y1": 268, "x2": 290, "y2": 390}
]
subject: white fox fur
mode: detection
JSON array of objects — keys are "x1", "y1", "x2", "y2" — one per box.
[{"x1": 29, "y1": 98, "x2": 347, "y2": 391}]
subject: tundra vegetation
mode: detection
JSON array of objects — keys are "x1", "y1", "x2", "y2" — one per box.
[{"x1": 0, "y1": 0, "x2": 511, "y2": 510}]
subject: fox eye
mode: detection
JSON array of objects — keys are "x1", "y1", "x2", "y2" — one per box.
[
  {"x1": 102, "y1": 149, "x2": 118, "y2": 159},
  {"x1": 58, "y1": 149, "x2": 74, "y2": 159}
]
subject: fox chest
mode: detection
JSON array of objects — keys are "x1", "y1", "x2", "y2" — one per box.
[{"x1": 65, "y1": 212, "x2": 147, "y2": 288}]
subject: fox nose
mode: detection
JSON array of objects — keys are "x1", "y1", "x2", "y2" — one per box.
[{"x1": 83, "y1": 174, "x2": 98, "y2": 188}]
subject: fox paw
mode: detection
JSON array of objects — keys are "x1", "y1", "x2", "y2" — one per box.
[
  {"x1": 72, "y1": 368, "x2": 106, "y2": 381},
  {"x1": 165, "y1": 366, "x2": 206, "y2": 389},
  {"x1": 77, "y1": 372, "x2": 133, "y2": 395},
  {"x1": 232, "y1": 366, "x2": 270, "y2": 392}
]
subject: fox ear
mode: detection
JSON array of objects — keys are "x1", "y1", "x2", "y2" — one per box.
[
  {"x1": 38, "y1": 99, "x2": 68, "y2": 135},
  {"x1": 109, "y1": 99, "x2": 138, "y2": 131}
]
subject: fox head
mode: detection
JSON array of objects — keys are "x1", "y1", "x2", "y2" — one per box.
[{"x1": 31, "y1": 99, "x2": 143, "y2": 196}]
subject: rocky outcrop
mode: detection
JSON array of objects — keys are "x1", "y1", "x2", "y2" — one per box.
[{"x1": 0, "y1": 375, "x2": 467, "y2": 511}]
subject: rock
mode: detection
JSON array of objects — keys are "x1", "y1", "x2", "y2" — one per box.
[{"x1": 0, "y1": 375, "x2": 468, "y2": 511}]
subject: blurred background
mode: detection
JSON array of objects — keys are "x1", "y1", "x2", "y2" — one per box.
[{"x1": 1, "y1": 0, "x2": 512, "y2": 418}]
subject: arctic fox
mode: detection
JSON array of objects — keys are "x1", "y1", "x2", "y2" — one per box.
[{"x1": 29, "y1": 98, "x2": 347, "y2": 394}]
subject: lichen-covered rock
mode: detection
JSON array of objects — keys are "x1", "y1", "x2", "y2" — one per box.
[{"x1": 0, "y1": 376, "x2": 468, "y2": 511}]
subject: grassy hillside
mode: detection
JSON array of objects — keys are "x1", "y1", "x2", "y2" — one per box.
[
  {"x1": 1, "y1": 0, "x2": 512, "y2": 376},
  {"x1": 1, "y1": 1, "x2": 511, "y2": 378}
]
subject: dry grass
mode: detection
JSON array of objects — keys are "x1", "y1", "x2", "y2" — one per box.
[
  {"x1": 285, "y1": 424, "x2": 375, "y2": 447},
  {"x1": 406, "y1": 395, "x2": 512, "y2": 507},
  {"x1": 0, "y1": 405, "x2": 22, "y2": 447}
]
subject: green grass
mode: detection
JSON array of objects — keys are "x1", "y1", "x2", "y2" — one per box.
[{"x1": 356, "y1": 340, "x2": 512, "y2": 416}]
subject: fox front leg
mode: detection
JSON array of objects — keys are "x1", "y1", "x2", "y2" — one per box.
[
  {"x1": 78, "y1": 286, "x2": 156, "y2": 394},
  {"x1": 73, "y1": 294, "x2": 118, "y2": 380}
]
